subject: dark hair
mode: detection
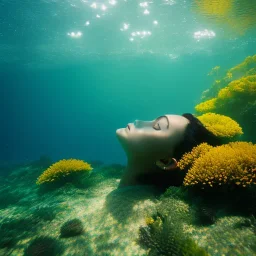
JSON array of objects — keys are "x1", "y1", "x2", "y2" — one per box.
[{"x1": 172, "y1": 113, "x2": 222, "y2": 161}]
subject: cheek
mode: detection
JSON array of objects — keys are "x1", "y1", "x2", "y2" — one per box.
[{"x1": 128, "y1": 134, "x2": 172, "y2": 155}]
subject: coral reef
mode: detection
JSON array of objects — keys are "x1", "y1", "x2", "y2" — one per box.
[
  {"x1": 36, "y1": 159, "x2": 92, "y2": 185},
  {"x1": 195, "y1": 54, "x2": 256, "y2": 142},
  {"x1": 196, "y1": 75, "x2": 256, "y2": 114},
  {"x1": 178, "y1": 143, "x2": 213, "y2": 171},
  {"x1": 60, "y1": 219, "x2": 84, "y2": 238},
  {"x1": 183, "y1": 142, "x2": 256, "y2": 188},
  {"x1": 195, "y1": 98, "x2": 217, "y2": 113},
  {"x1": 197, "y1": 113, "x2": 243, "y2": 139}
]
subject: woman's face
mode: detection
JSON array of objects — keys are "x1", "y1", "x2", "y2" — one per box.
[{"x1": 116, "y1": 115, "x2": 189, "y2": 160}]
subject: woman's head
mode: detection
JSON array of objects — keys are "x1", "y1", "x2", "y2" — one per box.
[
  {"x1": 116, "y1": 113, "x2": 221, "y2": 188},
  {"x1": 116, "y1": 113, "x2": 221, "y2": 163},
  {"x1": 116, "y1": 115, "x2": 190, "y2": 162}
]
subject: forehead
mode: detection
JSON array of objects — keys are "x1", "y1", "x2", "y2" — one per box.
[{"x1": 164, "y1": 114, "x2": 190, "y2": 128}]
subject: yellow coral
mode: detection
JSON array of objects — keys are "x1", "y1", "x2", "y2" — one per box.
[
  {"x1": 226, "y1": 72, "x2": 233, "y2": 79},
  {"x1": 195, "y1": 98, "x2": 217, "y2": 113},
  {"x1": 229, "y1": 54, "x2": 256, "y2": 74},
  {"x1": 197, "y1": 113, "x2": 243, "y2": 138},
  {"x1": 218, "y1": 75, "x2": 256, "y2": 100},
  {"x1": 183, "y1": 142, "x2": 256, "y2": 188},
  {"x1": 36, "y1": 159, "x2": 93, "y2": 185},
  {"x1": 208, "y1": 66, "x2": 221, "y2": 76},
  {"x1": 145, "y1": 217, "x2": 155, "y2": 225},
  {"x1": 178, "y1": 143, "x2": 213, "y2": 170},
  {"x1": 196, "y1": 75, "x2": 256, "y2": 114}
]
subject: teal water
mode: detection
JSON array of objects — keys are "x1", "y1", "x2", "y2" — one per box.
[
  {"x1": 1, "y1": 0, "x2": 256, "y2": 166},
  {"x1": 1, "y1": 1, "x2": 256, "y2": 255}
]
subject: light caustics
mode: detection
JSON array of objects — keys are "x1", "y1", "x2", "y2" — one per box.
[
  {"x1": 67, "y1": 31, "x2": 83, "y2": 38},
  {"x1": 129, "y1": 30, "x2": 152, "y2": 42},
  {"x1": 66, "y1": 0, "x2": 217, "y2": 53},
  {"x1": 193, "y1": 29, "x2": 216, "y2": 40},
  {"x1": 120, "y1": 2, "x2": 155, "y2": 42}
]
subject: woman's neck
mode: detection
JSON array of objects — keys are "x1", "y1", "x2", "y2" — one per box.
[{"x1": 118, "y1": 157, "x2": 156, "y2": 187}]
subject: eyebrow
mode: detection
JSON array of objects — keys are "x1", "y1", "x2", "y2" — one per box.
[{"x1": 156, "y1": 115, "x2": 169, "y2": 129}]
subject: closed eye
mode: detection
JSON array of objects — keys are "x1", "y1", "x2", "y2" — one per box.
[
  {"x1": 153, "y1": 115, "x2": 169, "y2": 130},
  {"x1": 153, "y1": 122, "x2": 161, "y2": 130}
]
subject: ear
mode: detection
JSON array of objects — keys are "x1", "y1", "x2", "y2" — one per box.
[{"x1": 156, "y1": 157, "x2": 178, "y2": 171}]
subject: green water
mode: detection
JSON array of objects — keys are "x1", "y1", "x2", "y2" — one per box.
[{"x1": 1, "y1": 0, "x2": 256, "y2": 255}]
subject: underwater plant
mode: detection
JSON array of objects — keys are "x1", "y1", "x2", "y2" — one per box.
[
  {"x1": 229, "y1": 55, "x2": 256, "y2": 76},
  {"x1": 195, "y1": 98, "x2": 217, "y2": 113},
  {"x1": 36, "y1": 159, "x2": 92, "y2": 185},
  {"x1": 183, "y1": 142, "x2": 256, "y2": 188},
  {"x1": 195, "y1": 56, "x2": 256, "y2": 142},
  {"x1": 24, "y1": 236, "x2": 62, "y2": 256},
  {"x1": 178, "y1": 143, "x2": 213, "y2": 171},
  {"x1": 138, "y1": 213, "x2": 208, "y2": 256},
  {"x1": 195, "y1": 75, "x2": 256, "y2": 114},
  {"x1": 60, "y1": 218, "x2": 84, "y2": 238},
  {"x1": 197, "y1": 113, "x2": 243, "y2": 139}
]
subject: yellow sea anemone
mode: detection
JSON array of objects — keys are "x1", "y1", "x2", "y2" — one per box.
[
  {"x1": 145, "y1": 217, "x2": 155, "y2": 225},
  {"x1": 178, "y1": 143, "x2": 213, "y2": 170},
  {"x1": 197, "y1": 113, "x2": 243, "y2": 138},
  {"x1": 36, "y1": 159, "x2": 93, "y2": 185},
  {"x1": 195, "y1": 98, "x2": 217, "y2": 113},
  {"x1": 218, "y1": 75, "x2": 256, "y2": 100},
  {"x1": 183, "y1": 142, "x2": 256, "y2": 188},
  {"x1": 229, "y1": 54, "x2": 256, "y2": 74}
]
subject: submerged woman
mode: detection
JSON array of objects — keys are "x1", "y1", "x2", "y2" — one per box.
[{"x1": 116, "y1": 113, "x2": 221, "y2": 189}]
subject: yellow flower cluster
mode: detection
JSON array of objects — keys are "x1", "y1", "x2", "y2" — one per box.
[
  {"x1": 178, "y1": 143, "x2": 213, "y2": 170},
  {"x1": 218, "y1": 75, "x2": 256, "y2": 99},
  {"x1": 195, "y1": 98, "x2": 217, "y2": 113},
  {"x1": 197, "y1": 113, "x2": 243, "y2": 138},
  {"x1": 183, "y1": 142, "x2": 256, "y2": 188},
  {"x1": 195, "y1": 75, "x2": 256, "y2": 113},
  {"x1": 229, "y1": 55, "x2": 256, "y2": 74},
  {"x1": 208, "y1": 66, "x2": 220, "y2": 76},
  {"x1": 36, "y1": 159, "x2": 93, "y2": 185},
  {"x1": 145, "y1": 217, "x2": 155, "y2": 225},
  {"x1": 226, "y1": 72, "x2": 233, "y2": 79}
]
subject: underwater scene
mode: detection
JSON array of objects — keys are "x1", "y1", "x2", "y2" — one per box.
[{"x1": 1, "y1": 0, "x2": 256, "y2": 255}]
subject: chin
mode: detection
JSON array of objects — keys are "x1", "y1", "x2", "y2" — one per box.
[
  {"x1": 116, "y1": 128, "x2": 127, "y2": 139},
  {"x1": 116, "y1": 128, "x2": 123, "y2": 135}
]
